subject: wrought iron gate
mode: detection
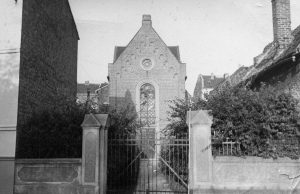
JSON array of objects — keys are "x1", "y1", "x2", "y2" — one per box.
[{"x1": 107, "y1": 131, "x2": 188, "y2": 194}]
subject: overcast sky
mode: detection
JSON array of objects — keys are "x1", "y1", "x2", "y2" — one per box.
[{"x1": 1, "y1": 0, "x2": 300, "y2": 93}]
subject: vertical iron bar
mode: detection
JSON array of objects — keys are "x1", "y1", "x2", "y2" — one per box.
[
  {"x1": 126, "y1": 137, "x2": 128, "y2": 185},
  {"x1": 222, "y1": 143, "x2": 224, "y2": 156},
  {"x1": 156, "y1": 138, "x2": 158, "y2": 192},
  {"x1": 226, "y1": 142, "x2": 228, "y2": 155},
  {"x1": 147, "y1": 159, "x2": 150, "y2": 192},
  {"x1": 177, "y1": 140, "x2": 179, "y2": 190},
  {"x1": 168, "y1": 141, "x2": 171, "y2": 186}
]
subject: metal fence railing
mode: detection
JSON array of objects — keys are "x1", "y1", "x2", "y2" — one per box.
[
  {"x1": 212, "y1": 139, "x2": 241, "y2": 156},
  {"x1": 107, "y1": 131, "x2": 188, "y2": 193},
  {"x1": 212, "y1": 137, "x2": 300, "y2": 157}
]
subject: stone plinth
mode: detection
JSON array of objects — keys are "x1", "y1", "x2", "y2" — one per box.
[
  {"x1": 14, "y1": 159, "x2": 82, "y2": 194},
  {"x1": 81, "y1": 114, "x2": 109, "y2": 194}
]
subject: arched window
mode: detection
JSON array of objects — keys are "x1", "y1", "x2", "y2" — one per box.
[{"x1": 140, "y1": 83, "x2": 155, "y2": 126}]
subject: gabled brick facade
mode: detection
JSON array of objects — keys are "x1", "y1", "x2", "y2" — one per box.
[{"x1": 108, "y1": 15, "x2": 186, "y2": 130}]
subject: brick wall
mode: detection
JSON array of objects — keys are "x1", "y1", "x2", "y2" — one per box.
[
  {"x1": 108, "y1": 15, "x2": 186, "y2": 130},
  {"x1": 272, "y1": 0, "x2": 292, "y2": 49},
  {"x1": 16, "y1": 0, "x2": 79, "y2": 157}
]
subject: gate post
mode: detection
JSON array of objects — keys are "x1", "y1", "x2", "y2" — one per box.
[
  {"x1": 81, "y1": 114, "x2": 109, "y2": 194},
  {"x1": 187, "y1": 110, "x2": 213, "y2": 193}
]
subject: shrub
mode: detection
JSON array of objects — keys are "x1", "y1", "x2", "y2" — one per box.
[
  {"x1": 16, "y1": 96, "x2": 86, "y2": 158},
  {"x1": 107, "y1": 104, "x2": 141, "y2": 191},
  {"x1": 108, "y1": 104, "x2": 140, "y2": 138},
  {"x1": 165, "y1": 84, "x2": 300, "y2": 159}
]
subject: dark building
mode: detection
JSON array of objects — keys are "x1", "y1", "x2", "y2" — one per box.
[
  {"x1": 77, "y1": 83, "x2": 101, "y2": 104},
  {"x1": 248, "y1": 0, "x2": 300, "y2": 100},
  {"x1": 216, "y1": 0, "x2": 300, "y2": 101},
  {"x1": 16, "y1": 0, "x2": 79, "y2": 157},
  {"x1": 250, "y1": 28, "x2": 300, "y2": 94}
]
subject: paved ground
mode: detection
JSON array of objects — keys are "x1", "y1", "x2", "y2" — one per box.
[{"x1": 135, "y1": 159, "x2": 174, "y2": 193}]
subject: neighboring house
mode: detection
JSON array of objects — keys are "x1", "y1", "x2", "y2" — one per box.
[
  {"x1": 77, "y1": 83, "x2": 100, "y2": 104},
  {"x1": 217, "y1": 0, "x2": 299, "y2": 95},
  {"x1": 0, "y1": 1, "x2": 79, "y2": 194},
  {"x1": 77, "y1": 82, "x2": 109, "y2": 112},
  {"x1": 108, "y1": 15, "x2": 186, "y2": 132},
  {"x1": 249, "y1": 28, "x2": 300, "y2": 96},
  {"x1": 17, "y1": 0, "x2": 79, "y2": 128},
  {"x1": 247, "y1": 0, "x2": 300, "y2": 103},
  {"x1": 96, "y1": 82, "x2": 109, "y2": 105},
  {"x1": 193, "y1": 74, "x2": 227, "y2": 99}
]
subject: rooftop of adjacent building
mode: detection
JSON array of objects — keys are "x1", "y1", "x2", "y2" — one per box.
[
  {"x1": 216, "y1": 0, "x2": 300, "y2": 90},
  {"x1": 77, "y1": 83, "x2": 100, "y2": 94}
]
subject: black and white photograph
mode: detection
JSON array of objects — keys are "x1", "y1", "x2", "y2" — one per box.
[{"x1": 1, "y1": 0, "x2": 300, "y2": 193}]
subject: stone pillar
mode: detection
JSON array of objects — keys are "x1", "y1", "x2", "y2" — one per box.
[
  {"x1": 81, "y1": 114, "x2": 109, "y2": 194},
  {"x1": 187, "y1": 110, "x2": 213, "y2": 192}
]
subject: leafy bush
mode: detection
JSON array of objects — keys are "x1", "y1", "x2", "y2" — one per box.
[
  {"x1": 165, "y1": 85, "x2": 300, "y2": 159},
  {"x1": 16, "y1": 96, "x2": 86, "y2": 158},
  {"x1": 107, "y1": 104, "x2": 141, "y2": 191},
  {"x1": 108, "y1": 104, "x2": 141, "y2": 138}
]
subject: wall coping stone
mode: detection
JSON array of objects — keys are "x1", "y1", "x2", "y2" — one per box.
[
  {"x1": 0, "y1": 157, "x2": 15, "y2": 161},
  {"x1": 214, "y1": 156, "x2": 300, "y2": 163},
  {"x1": 15, "y1": 158, "x2": 81, "y2": 164}
]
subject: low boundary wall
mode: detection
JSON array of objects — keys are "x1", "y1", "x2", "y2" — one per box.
[
  {"x1": 0, "y1": 126, "x2": 16, "y2": 194},
  {"x1": 14, "y1": 159, "x2": 82, "y2": 194},
  {"x1": 187, "y1": 110, "x2": 300, "y2": 194},
  {"x1": 13, "y1": 113, "x2": 109, "y2": 194},
  {"x1": 0, "y1": 157, "x2": 14, "y2": 194}
]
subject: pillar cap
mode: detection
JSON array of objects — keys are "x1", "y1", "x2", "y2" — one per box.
[
  {"x1": 186, "y1": 110, "x2": 213, "y2": 125},
  {"x1": 81, "y1": 113, "x2": 109, "y2": 128}
]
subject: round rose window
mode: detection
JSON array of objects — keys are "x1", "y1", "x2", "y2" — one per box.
[{"x1": 141, "y1": 58, "x2": 153, "y2": 70}]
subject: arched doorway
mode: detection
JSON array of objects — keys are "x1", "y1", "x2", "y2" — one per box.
[{"x1": 140, "y1": 83, "x2": 155, "y2": 127}]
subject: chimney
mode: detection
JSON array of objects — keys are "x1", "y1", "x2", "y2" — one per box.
[
  {"x1": 142, "y1": 15, "x2": 152, "y2": 26},
  {"x1": 272, "y1": 0, "x2": 292, "y2": 49}
]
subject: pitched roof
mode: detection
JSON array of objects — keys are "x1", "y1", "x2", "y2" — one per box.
[
  {"x1": 202, "y1": 75, "x2": 225, "y2": 88},
  {"x1": 112, "y1": 16, "x2": 183, "y2": 64},
  {"x1": 281, "y1": 25, "x2": 300, "y2": 58},
  {"x1": 168, "y1": 46, "x2": 181, "y2": 62},
  {"x1": 77, "y1": 83, "x2": 100, "y2": 94},
  {"x1": 194, "y1": 74, "x2": 225, "y2": 98},
  {"x1": 248, "y1": 25, "x2": 300, "y2": 87},
  {"x1": 217, "y1": 25, "x2": 300, "y2": 90},
  {"x1": 113, "y1": 46, "x2": 181, "y2": 62},
  {"x1": 113, "y1": 47, "x2": 126, "y2": 62}
]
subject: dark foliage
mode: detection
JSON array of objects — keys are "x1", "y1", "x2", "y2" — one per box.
[
  {"x1": 108, "y1": 104, "x2": 141, "y2": 138},
  {"x1": 165, "y1": 84, "x2": 300, "y2": 159},
  {"x1": 107, "y1": 104, "x2": 141, "y2": 191},
  {"x1": 17, "y1": 96, "x2": 86, "y2": 158}
]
